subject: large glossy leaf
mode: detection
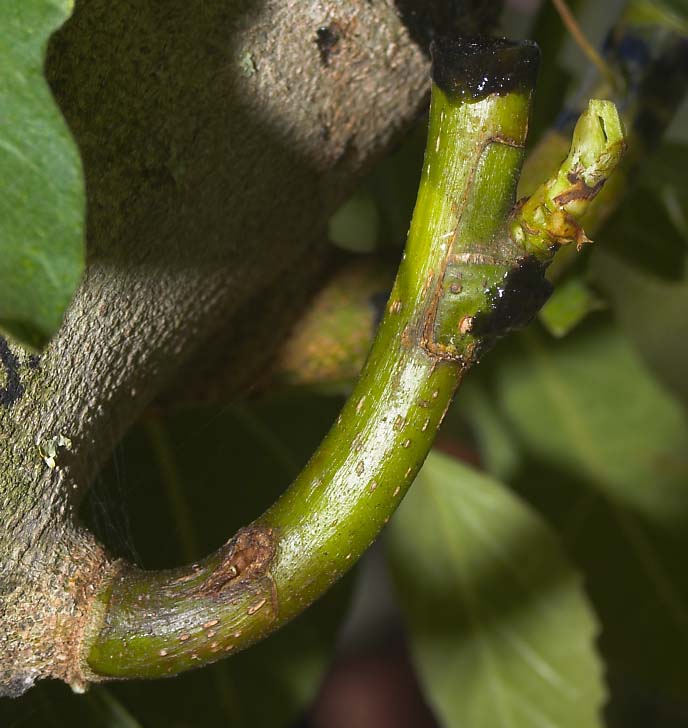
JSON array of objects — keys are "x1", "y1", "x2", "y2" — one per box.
[
  {"x1": 388, "y1": 451, "x2": 606, "y2": 728},
  {"x1": 464, "y1": 320, "x2": 688, "y2": 698},
  {"x1": 0, "y1": 2, "x2": 84, "y2": 348}
]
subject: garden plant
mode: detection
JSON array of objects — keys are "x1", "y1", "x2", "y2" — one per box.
[{"x1": 1, "y1": 1, "x2": 688, "y2": 726}]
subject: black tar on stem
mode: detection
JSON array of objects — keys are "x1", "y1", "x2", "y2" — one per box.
[
  {"x1": 431, "y1": 36, "x2": 540, "y2": 101},
  {"x1": 471, "y1": 256, "x2": 553, "y2": 343}
]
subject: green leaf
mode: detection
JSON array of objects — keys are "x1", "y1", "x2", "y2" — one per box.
[
  {"x1": 82, "y1": 394, "x2": 350, "y2": 728},
  {"x1": 328, "y1": 188, "x2": 380, "y2": 253},
  {"x1": 0, "y1": 2, "x2": 85, "y2": 349},
  {"x1": 465, "y1": 320, "x2": 688, "y2": 698},
  {"x1": 589, "y1": 143, "x2": 688, "y2": 403},
  {"x1": 388, "y1": 451, "x2": 606, "y2": 728},
  {"x1": 591, "y1": 246, "x2": 688, "y2": 405},
  {"x1": 539, "y1": 275, "x2": 606, "y2": 338},
  {"x1": 598, "y1": 143, "x2": 688, "y2": 282},
  {"x1": 635, "y1": 0, "x2": 688, "y2": 34},
  {"x1": 599, "y1": 191, "x2": 686, "y2": 281}
]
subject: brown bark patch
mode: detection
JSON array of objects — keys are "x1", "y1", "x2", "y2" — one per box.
[
  {"x1": 199, "y1": 525, "x2": 276, "y2": 596},
  {"x1": 556, "y1": 175, "x2": 603, "y2": 206}
]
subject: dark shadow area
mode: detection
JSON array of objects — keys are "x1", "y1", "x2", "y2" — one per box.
[
  {"x1": 310, "y1": 637, "x2": 438, "y2": 728},
  {"x1": 46, "y1": 0, "x2": 318, "y2": 271},
  {"x1": 394, "y1": 0, "x2": 503, "y2": 52}
]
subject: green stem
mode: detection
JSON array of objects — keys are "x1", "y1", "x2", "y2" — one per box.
[
  {"x1": 81, "y1": 38, "x2": 624, "y2": 682},
  {"x1": 234, "y1": 0, "x2": 688, "y2": 395},
  {"x1": 272, "y1": 1, "x2": 679, "y2": 392}
]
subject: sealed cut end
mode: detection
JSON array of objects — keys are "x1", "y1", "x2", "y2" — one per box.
[{"x1": 431, "y1": 36, "x2": 540, "y2": 101}]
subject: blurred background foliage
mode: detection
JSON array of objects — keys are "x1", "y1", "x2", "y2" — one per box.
[{"x1": 3, "y1": 0, "x2": 688, "y2": 726}]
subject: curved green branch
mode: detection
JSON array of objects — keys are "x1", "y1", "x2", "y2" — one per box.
[
  {"x1": 80, "y1": 38, "x2": 624, "y2": 684},
  {"x1": 269, "y1": 0, "x2": 686, "y2": 388}
]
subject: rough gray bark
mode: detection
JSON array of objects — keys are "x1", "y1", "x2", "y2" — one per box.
[{"x1": 0, "y1": 0, "x2": 435, "y2": 696}]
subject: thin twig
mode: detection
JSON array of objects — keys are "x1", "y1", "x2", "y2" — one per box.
[{"x1": 551, "y1": 0, "x2": 617, "y2": 88}]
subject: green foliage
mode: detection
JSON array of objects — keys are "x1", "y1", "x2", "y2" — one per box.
[
  {"x1": 592, "y1": 249, "x2": 688, "y2": 405},
  {"x1": 590, "y1": 143, "x2": 688, "y2": 404},
  {"x1": 463, "y1": 320, "x2": 688, "y2": 699},
  {"x1": 539, "y1": 274, "x2": 606, "y2": 338},
  {"x1": 3, "y1": 0, "x2": 688, "y2": 725},
  {"x1": 597, "y1": 145, "x2": 688, "y2": 281},
  {"x1": 388, "y1": 451, "x2": 606, "y2": 728},
  {"x1": 0, "y1": 2, "x2": 85, "y2": 349}
]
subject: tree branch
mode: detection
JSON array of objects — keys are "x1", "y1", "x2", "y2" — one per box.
[
  {"x1": 0, "y1": 0, "x2": 435, "y2": 696},
  {"x1": 264, "y1": 0, "x2": 688, "y2": 391},
  {"x1": 80, "y1": 39, "x2": 624, "y2": 684}
]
